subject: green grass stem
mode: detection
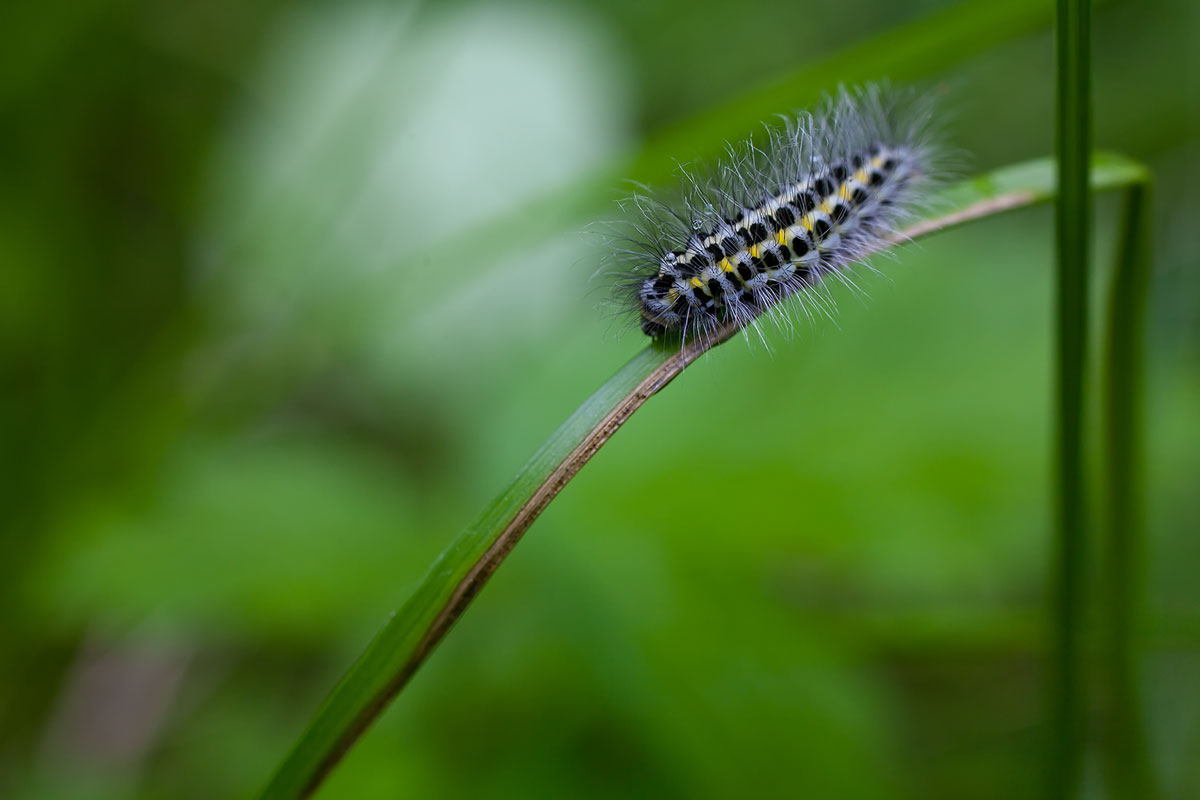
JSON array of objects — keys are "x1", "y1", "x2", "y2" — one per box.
[
  {"x1": 1050, "y1": 0, "x2": 1092, "y2": 795},
  {"x1": 1101, "y1": 183, "x2": 1158, "y2": 800}
]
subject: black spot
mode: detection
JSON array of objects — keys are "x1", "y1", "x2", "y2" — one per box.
[
  {"x1": 791, "y1": 236, "x2": 809, "y2": 257},
  {"x1": 851, "y1": 187, "x2": 870, "y2": 205},
  {"x1": 851, "y1": 154, "x2": 865, "y2": 169},
  {"x1": 732, "y1": 211, "x2": 745, "y2": 223},
  {"x1": 813, "y1": 219, "x2": 832, "y2": 239},
  {"x1": 707, "y1": 278, "x2": 723, "y2": 296},
  {"x1": 815, "y1": 177, "x2": 834, "y2": 196},
  {"x1": 883, "y1": 157, "x2": 897, "y2": 172},
  {"x1": 778, "y1": 245, "x2": 791, "y2": 261},
  {"x1": 705, "y1": 244, "x2": 725, "y2": 262},
  {"x1": 692, "y1": 287, "x2": 709, "y2": 304},
  {"x1": 653, "y1": 275, "x2": 673, "y2": 293},
  {"x1": 772, "y1": 206, "x2": 796, "y2": 229},
  {"x1": 832, "y1": 164, "x2": 848, "y2": 181},
  {"x1": 749, "y1": 222, "x2": 769, "y2": 242},
  {"x1": 739, "y1": 292, "x2": 756, "y2": 305},
  {"x1": 796, "y1": 191, "x2": 817, "y2": 212},
  {"x1": 868, "y1": 171, "x2": 884, "y2": 187},
  {"x1": 737, "y1": 262, "x2": 753, "y2": 281},
  {"x1": 762, "y1": 249, "x2": 780, "y2": 268},
  {"x1": 830, "y1": 204, "x2": 849, "y2": 224},
  {"x1": 750, "y1": 256, "x2": 765, "y2": 274},
  {"x1": 720, "y1": 237, "x2": 739, "y2": 257},
  {"x1": 692, "y1": 250, "x2": 713, "y2": 267}
]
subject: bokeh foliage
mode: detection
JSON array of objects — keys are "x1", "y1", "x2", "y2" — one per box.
[{"x1": 2, "y1": 0, "x2": 1197, "y2": 798}]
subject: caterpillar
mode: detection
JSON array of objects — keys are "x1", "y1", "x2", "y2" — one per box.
[{"x1": 614, "y1": 84, "x2": 942, "y2": 343}]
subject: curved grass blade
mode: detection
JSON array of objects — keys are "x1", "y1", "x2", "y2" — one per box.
[{"x1": 258, "y1": 153, "x2": 1150, "y2": 799}]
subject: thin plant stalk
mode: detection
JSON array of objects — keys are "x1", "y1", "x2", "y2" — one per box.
[
  {"x1": 1051, "y1": 0, "x2": 1092, "y2": 795},
  {"x1": 1101, "y1": 183, "x2": 1158, "y2": 800}
]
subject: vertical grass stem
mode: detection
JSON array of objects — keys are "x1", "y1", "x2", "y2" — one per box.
[
  {"x1": 1100, "y1": 183, "x2": 1157, "y2": 800},
  {"x1": 1051, "y1": 0, "x2": 1092, "y2": 796}
]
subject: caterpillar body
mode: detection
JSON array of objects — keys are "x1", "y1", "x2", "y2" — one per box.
[{"x1": 617, "y1": 84, "x2": 940, "y2": 342}]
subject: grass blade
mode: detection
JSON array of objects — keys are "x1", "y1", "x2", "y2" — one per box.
[
  {"x1": 258, "y1": 153, "x2": 1150, "y2": 799},
  {"x1": 1101, "y1": 183, "x2": 1158, "y2": 800},
  {"x1": 1050, "y1": 0, "x2": 1092, "y2": 796}
]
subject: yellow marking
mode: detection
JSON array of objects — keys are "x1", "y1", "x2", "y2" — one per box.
[
  {"x1": 820, "y1": 200, "x2": 833, "y2": 214},
  {"x1": 720, "y1": 258, "x2": 733, "y2": 272},
  {"x1": 872, "y1": 155, "x2": 884, "y2": 167},
  {"x1": 801, "y1": 216, "x2": 813, "y2": 231},
  {"x1": 689, "y1": 277, "x2": 703, "y2": 288},
  {"x1": 855, "y1": 168, "x2": 869, "y2": 183},
  {"x1": 666, "y1": 288, "x2": 677, "y2": 302},
  {"x1": 775, "y1": 229, "x2": 787, "y2": 245},
  {"x1": 839, "y1": 184, "x2": 852, "y2": 200},
  {"x1": 749, "y1": 244, "x2": 760, "y2": 258}
]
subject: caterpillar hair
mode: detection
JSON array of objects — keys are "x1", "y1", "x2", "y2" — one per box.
[{"x1": 611, "y1": 83, "x2": 945, "y2": 345}]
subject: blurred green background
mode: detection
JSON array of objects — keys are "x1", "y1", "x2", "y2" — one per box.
[{"x1": 2, "y1": 0, "x2": 1198, "y2": 797}]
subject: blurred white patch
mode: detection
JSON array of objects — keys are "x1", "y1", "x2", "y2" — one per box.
[
  {"x1": 38, "y1": 628, "x2": 191, "y2": 784},
  {"x1": 197, "y1": 2, "x2": 630, "y2": 386}
]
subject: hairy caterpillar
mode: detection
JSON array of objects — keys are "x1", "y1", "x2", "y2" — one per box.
[{"x1": 615, "y1": 84, "x2": 941, "y2": 342}]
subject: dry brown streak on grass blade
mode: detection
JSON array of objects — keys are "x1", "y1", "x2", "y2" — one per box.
[
  {"x1": 298, "y1": 332, "x2": 727, "y2": 796},
  {"x1": 297, "y1": 189, "x2": 1034, "y2": 797},
  {"x1": 410, "y1": 333, "x2": 720, "y2": 663},
  {"x1": 898, "y1": 192, "x2": 1036, "y2": 241}
]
